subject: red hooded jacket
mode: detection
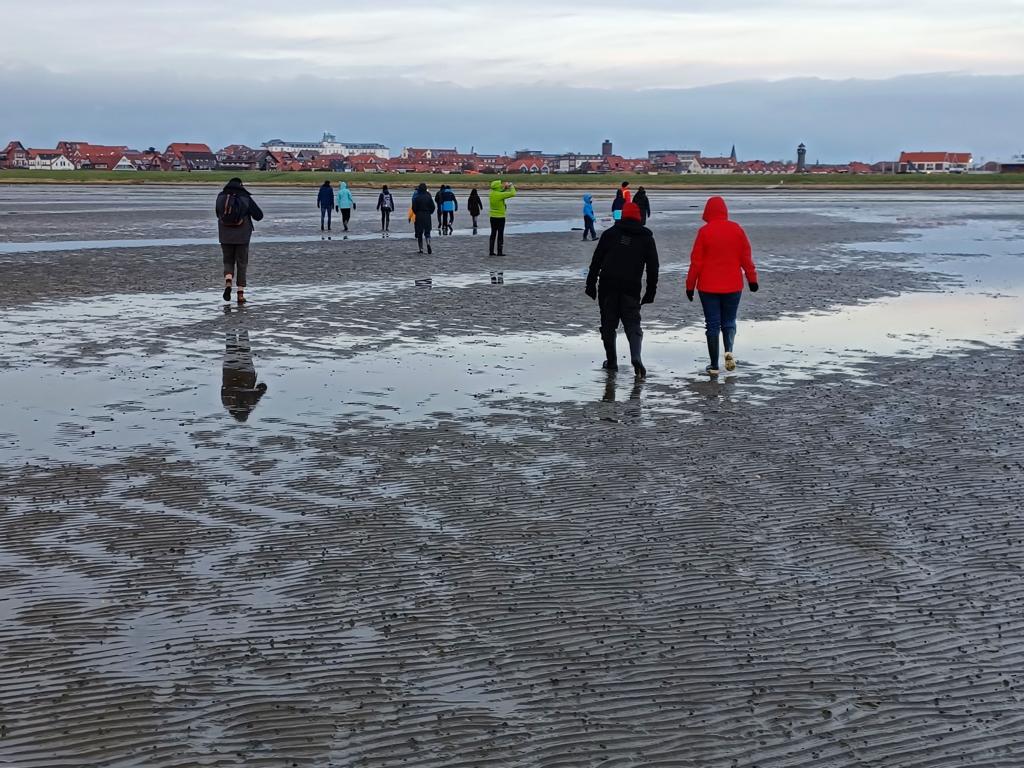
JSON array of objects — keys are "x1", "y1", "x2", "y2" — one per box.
[{"x1": 685, "y1": 197, "x2": 757, "y2": 294}]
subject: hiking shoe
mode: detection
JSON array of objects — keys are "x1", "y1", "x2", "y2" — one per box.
[
  {"x1": 632, "y1": 360, "x2": 647, "y2": 379},
  {"x1": 602, "y1": 360, "x2": 618, "y2": 372},
  {"x1": 237, "y1": 293, "x2": 247, "y2": 305},
  {"x1": 725, "y1": 353, "x2": 736, "y2": 371},
  {"x1": 427, "y1": 243, "x2": 433, "y2": 254},
  {"x1": 222, "y1": 284, "x2": 231, "y2": 301},
  {"x1": 706, "y1": 365, "x2": 719, "y2": 376}
]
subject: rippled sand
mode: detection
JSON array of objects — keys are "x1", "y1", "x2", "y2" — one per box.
[{"x1": 1, "y1": 187, "x2": 1024, "y2": 767}]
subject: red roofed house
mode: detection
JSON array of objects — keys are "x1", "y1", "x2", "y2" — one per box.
[
  {"x1": 165, "y1": 143, "x2": 217, "y2": 171},
  {"x1": 76, "y1": 147, "x2": 137, "y2": 171},
  {"x1": 505, "y1": 156, "x2": 550, "y2": 174},
  {"x1": 697, "y1": 156, "x2": 737, "y2": 174},
  {"x1": 26, "y1": 149, "x2": 75, "y2": 170},
  {"x1": 0, "y1": 141, "x2": 30, "y2": 169},
  {"x1": 401, "y1": 148, "x2": 458, "y2": 161},
  {"x1": 898, "y1": 151, "x2": 972, "y2": 174}
]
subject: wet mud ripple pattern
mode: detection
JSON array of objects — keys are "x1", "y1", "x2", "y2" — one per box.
[{"x1": 2, "y1": 345, "x2": 1024, "y2": 767}]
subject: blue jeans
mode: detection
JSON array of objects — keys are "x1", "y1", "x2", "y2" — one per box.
[
  {"x1": 699, "y1": 290, "x2": 742, "y2": 367},
  {"x1": 320, "y1": 206, "x2": 332, "y2": 229}
]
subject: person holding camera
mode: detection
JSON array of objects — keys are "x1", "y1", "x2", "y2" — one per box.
[{"x1": 488, "y1": 179, "x2": 516, "y2": 256}]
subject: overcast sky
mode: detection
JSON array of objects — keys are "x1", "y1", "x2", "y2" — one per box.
[{"x1": 3, "y1": 1, "x2": 1023, "y2": 160}]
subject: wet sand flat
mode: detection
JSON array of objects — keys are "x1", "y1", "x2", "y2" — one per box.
[{"x1": 2, "y1": 186, "x2": 1024, "y2": 767}]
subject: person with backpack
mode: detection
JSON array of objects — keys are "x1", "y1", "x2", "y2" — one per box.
[
  {"x1": 582, "y1": 194, "x2": 597, "y2": 241},
  {"x1": 335, "y1": 181, "x2": 355, "y2": 231},
  {"x1": 440, "y1": 186, "x2": 458, "y2": 234},
  {"x1": 685, "y1": 196, "x2": 759, "y2": 376},
  {"x1": 412, "y1": 183, "x2": 436, "y2": 254},
  {"x1": 317, "y1": 180, "x2": 334, "y2": 231},
  {"x1": 585, "y1": 201, "x2": 659, "y2": 378},
  {"x1": 488, "y1": 179, "x2": 516, "y2": 256},
  {"x1": 377, "y1": 185, "x2": 395, "y2": 234},
  {"x1": 634, "y1": 187, "x2": 651, "y2": 225},
  {"x1": 467, "y1": 188, "x2": 483, "y2": 232},
  {"x1": 215, "y1": 178, "x2": 264, "y2": 305}
]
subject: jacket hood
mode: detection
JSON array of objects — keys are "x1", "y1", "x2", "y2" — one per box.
[
  {"x1": 223, "y1": 178, "x2": 246, "y2": 193},
  {"x1": 583, "y1": 194, "x2": 592, "y2": 203},
  {"x1": 417, "y1": 183, "x2": 428, "y2": 193},
  {"x1": 339, "y1": 182, "x2": 348, "y2": 190},
  {"x1": 703, "y1": 196, "x2": 728, "y2": 222},
  {"x1": 490, "y1": 180, "x2": 503, "y2": 191}
]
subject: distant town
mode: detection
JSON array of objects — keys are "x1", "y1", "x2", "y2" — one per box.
[{"x1": 2, "y1": 134, "x2": 1023, "y2": 175}]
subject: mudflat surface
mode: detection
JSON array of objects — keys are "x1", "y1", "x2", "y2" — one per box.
[{"x1": 1, "y1": 185, "x2": 1024, "y2": 767}]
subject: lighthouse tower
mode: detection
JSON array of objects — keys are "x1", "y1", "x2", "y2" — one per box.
[{"x1": 797, "y1": 143, "x2": 807, "y2": 173}]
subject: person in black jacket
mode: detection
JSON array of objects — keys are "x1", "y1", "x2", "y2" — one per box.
[
  {"x1": 434, "y1": 186, "x2": 445, "y2": 234},
  {"x1": 412, "y1": 183, "x2": 436, "y2": 254},
  {"x1": 633, "y1": 187, "x2": 651, "y2": 225},
  {"x1": 467, "y1": 188, "x2": 483, "y2": 232},
  {"x1": 317, "y1": 180, "x2": 334, "y2": 231},
  {"x1": 584, "y1": 201, "x2": 659, "y2": 378},
  {"x1": 216, "y1": 178, "x2": 264, "y2": 305}
]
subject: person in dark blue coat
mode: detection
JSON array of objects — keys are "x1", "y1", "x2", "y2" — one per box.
[{"x1": 317, "y1": 180, "x2": 334, "y2": 231}]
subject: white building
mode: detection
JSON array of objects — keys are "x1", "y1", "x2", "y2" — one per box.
[
  {"x1": 27, "y1": 151, "x2": 75, "y2": 170},
  {"x1": 262, "y1": 132, "x2": 390, "y2": 159}
]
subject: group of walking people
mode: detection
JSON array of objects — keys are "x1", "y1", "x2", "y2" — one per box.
[{"x1": 216, "y1": 178, "x2": 758, "y2": 377}]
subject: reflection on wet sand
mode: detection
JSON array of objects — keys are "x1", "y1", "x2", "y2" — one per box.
[{"x1": 221, "y1": 330, "x2": 267, "y2": 421}]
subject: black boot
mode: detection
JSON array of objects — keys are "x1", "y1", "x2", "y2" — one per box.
[
  {"x1": 706, "y1": 334, "x2": 720, "y2": 375},
  {"x1": 602, "y1": 335, "x2": 617, "y2": 371}
]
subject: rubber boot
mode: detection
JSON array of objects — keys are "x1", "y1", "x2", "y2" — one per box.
[
  {"x1": 602, "y1": 335, "x2": 618, "y2": 371},
  {"x1": 706, "y1": 333, "x2": 720, "y2": 374}
]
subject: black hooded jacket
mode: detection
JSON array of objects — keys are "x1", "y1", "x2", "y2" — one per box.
[
  {"x1": 216, "y1": 180, "x2": 264, "y2": 245},
  {"x1": 586, "y1": 219, "x2": 659, "y2": 299},
  {"x1": 467, "y1": 189, "x2": 483, "y2": 216},
  {"x1": 412, "y1": 185, "x2": 436, "y2": 221},
  {"x1": 633, "y1": 189, "x2": 651, "y2": 220}
]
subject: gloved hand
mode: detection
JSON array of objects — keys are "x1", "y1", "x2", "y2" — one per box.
[
  {"x1": 686, "y1": 289, "x2": 694, "y2": 302},
  {"x1": 749, "y1": 282, "x2": 759, "y2": 292},
  {"x1": 641, "y1": 291, "x2": 655, "y2": 305},
  {"x1": 585, "y1": 285, "x2": 597, "y2": 301}
]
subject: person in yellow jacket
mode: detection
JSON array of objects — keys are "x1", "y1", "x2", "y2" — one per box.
[{"x1": 488, "y1": 179, "x2": 516, "y2": 256}]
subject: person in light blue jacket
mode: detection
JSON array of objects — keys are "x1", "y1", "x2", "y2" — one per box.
[
  {"x1": 335, "y1": 181, "x2": 355, "y2": 231},
  {"x1": 582, "y1": 194, "x2": 597, "y2": 241}
]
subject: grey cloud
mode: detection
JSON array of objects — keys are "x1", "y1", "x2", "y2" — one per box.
[{"x1": 1, "y1": 66, "x2": 1021, "y2": 162}]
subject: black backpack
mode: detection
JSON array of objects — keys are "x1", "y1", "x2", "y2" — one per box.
[{"x1": 219, "y1": 192, "x2": 249, "y2": 227}]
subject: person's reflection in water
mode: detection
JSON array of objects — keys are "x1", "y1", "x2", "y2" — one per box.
[
  {"x1": 221, "y1": 330, "x2": 267, "y2": 421},
  {"x1": 601, "y1": 373, "x2": 645, "y2": 404}
]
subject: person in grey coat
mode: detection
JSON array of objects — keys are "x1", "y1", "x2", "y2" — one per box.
[{"x1": 215, "y1": 178, "x2": 264, "y2": 304}]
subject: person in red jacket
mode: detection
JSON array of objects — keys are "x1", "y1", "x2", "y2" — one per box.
[{"x1": 685, "y1": 196, "x2": 759, "y2": 375}]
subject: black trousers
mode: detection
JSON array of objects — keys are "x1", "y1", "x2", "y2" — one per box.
[
  {"x1": 380, "y1": 209, "x2": 391, "y2": 229},
  {"x1": 583, "y1": 215, "x2": 596, "y2": 239},
  {"x1": 414, "y1": 217, "x2": 432, "y2": 248},
  {"x1": 340, "y1": 208, "x2": 352, "y2": 227},
  {"x1": 599, "y1": 290, "x2": 643, "y2": 361},
  {"x1": 489, "y1": 217, "x2": 506, "y2": 254},
  {"x1": 221, "y1": 244, "x2": 249, "y2": 287}
]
